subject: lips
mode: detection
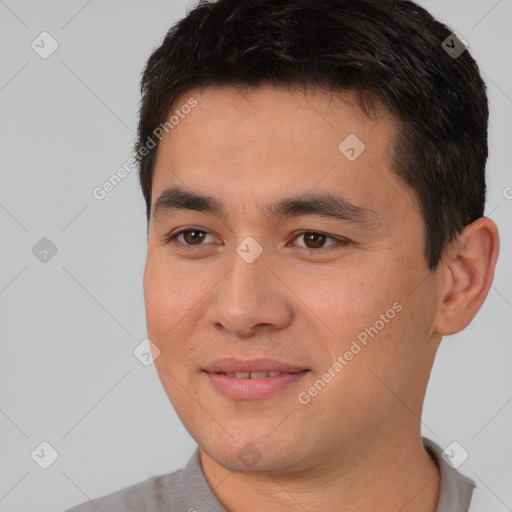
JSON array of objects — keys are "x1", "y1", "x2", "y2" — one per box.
[
  {"x1": 203, "y1": 358, "x2": 310, "y2": 399},
  {"x1": 204, "y1": 357, "x2": 308, "y2": 374},
  {"x1": 220, "y1": 371, "x2": 284, "y2": 378}
]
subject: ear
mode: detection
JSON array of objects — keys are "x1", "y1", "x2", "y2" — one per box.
[{"x1": 433, "y1": 217, "x2": 500, "y2": 335}]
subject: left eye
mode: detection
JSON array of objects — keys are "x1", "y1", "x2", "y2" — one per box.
[{"x1": 292, "y1": 231, "x2": 339, "y2": 251}]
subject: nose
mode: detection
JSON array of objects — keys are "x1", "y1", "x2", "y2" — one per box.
[{"x1": 204, "y1": 247, "x2": 294, "y2": 338}]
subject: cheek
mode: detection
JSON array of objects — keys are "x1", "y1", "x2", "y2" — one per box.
[
  {"x1": 292, "y1": 263, "x2": 399, "y2": 346},
  {"x1": 144, "y1": 258, "x2": 204, "y2": 412},
  {"x1": 294, "y1": 261, "x2": 427, "y2": 392},
  {"x1": 143, "y1": 255, "x2": 204, "y2": 356}
]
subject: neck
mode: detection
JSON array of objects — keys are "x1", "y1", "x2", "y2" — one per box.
[{"x1": 200, "y1": 427, "x2": 440, "y2": 512}]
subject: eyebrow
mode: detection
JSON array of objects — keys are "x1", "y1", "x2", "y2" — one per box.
[{"x1": 152, "y1": 185, "x2": 376, "y2": 225}]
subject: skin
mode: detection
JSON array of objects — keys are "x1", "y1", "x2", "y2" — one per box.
[{"x1": 143, "y1": 84, "x2": 499, "y2": 512}]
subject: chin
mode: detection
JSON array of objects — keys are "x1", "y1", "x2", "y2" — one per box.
[{"x1": 196, "y1": 427, "x2": 314, "y2": 474}]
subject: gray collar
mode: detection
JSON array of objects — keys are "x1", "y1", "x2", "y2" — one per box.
[
  {"x1": 180, "y1": 438, "x2": 475, "y2": 511},
  {"x1": 423, "y1": 438, "x2": 475, "y2": 511},
  {"x1": 181, "y1": 447, "x2": 228, "y2": 512}
]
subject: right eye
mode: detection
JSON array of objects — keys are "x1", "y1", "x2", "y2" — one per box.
[{"x1": 163, "y1": 228, "x2": 218, "y2": 247}]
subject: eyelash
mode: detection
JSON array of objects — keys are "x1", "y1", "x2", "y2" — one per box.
[{"x1": 163, "y1": 228, "x2": 348, "y2": 254}]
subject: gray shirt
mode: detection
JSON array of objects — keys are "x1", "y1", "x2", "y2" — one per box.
[{"x1": 64, "y1": 438, "x2": 504, "y2": 512}]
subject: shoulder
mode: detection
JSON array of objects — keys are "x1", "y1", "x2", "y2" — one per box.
[
  {"x1": 468, "y1": 486, "x2": 511, "y2": 512},
  {"x1": 63, "y1": 468, "x2": 185, "y2": 512}
]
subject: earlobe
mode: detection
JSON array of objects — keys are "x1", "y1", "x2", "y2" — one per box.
[{"x1": 433, "y1": 217, "x2": 500, "y2": 335}]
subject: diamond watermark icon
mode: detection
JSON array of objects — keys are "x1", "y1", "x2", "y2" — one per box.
[
  {"x1": 236, "y1": 236, "x2": 263, "y2": 263},
  {"x1": 339, "y1": 134, "x2": 365, "y2": 161},
  {"x1": 441, "y1": 441, "x2": 469, "y2": 469},
  {"x1": 134, "y1": 338, "x2": 161, "y2": 366},
  {"x1": 442, "y1": 31, "x2": 468, "y2": 59},
  {"x1": 32, "y1": 237, "x2": 58, "y2": 263},
  {"x1": 31, "y1": 32, "x2": 59, "y2": 59},
  {"x1": 31, "y1": 441, "x2": 59, "y2": 469},
  {"x1": 237, "y1": 442, "x2": 262, "y2": 468}
]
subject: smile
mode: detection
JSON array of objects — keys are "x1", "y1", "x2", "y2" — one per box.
[
  {"x1": 204, "y1": 369, "x2": 310, "y2": 400},
  {"x1": 217, "y1": 371, "x2": 288, "y2": 378}
]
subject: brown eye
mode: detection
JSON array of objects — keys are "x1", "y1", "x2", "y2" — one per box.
[
  {"x1": 292, "y1": 231, "x2": 347, "y2": 253},
  {"x1": 164, "y1": 229, "x2": 214, "y2": 246},
  {"x1": 302, "y1": 232, "x2": 327, "y2": 249},
  {"x1": 181, "y1": 230, "x2": 207, "y2": 245}
]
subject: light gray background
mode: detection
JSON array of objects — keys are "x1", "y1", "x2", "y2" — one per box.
[{"x1": 0, "y1": 1, "x2": 510, "y2": 510}]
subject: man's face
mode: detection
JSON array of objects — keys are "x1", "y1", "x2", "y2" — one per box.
[{"x1": 143, "y1": 85, "x2": 444, "y2": 472}]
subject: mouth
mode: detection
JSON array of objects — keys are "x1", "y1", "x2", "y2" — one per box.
[
  {"x1": 214, "y1": 371, "x2": 298, "y2": 378},
  {"x1": 203, "y1": 358, "x2": 311, "y2": 400},
  {"x1": 204, "y1": 356, "x2": 309, "y2": 374}
]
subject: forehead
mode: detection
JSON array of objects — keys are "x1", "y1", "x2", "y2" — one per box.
[
  {"x1": 166, "y1": 84, "x2": 390, "y2": 148},
  {"x1": 151, "y1": 84, "x2": 413, "y2": 221}
]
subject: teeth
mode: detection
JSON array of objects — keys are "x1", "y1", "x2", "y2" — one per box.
[
  {"x1": 223, "y1": 372, "x2": 283, "y2": 378},
  {"x1": 250, "y1": 372, "x2": 269, "y2": 379}
]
